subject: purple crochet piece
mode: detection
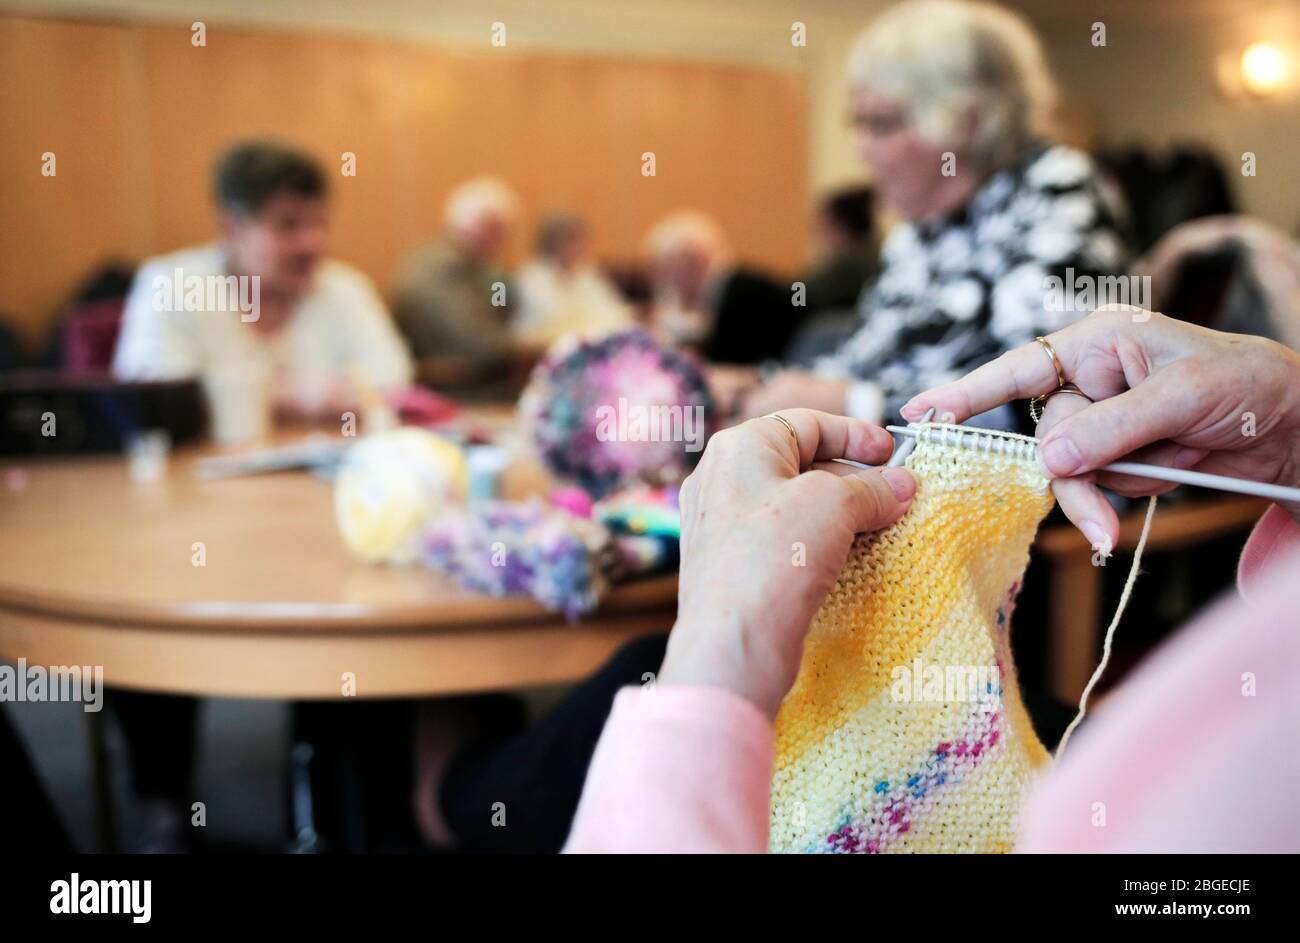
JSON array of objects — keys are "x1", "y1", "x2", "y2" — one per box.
[{"x1": 423, "y1": 501, "x2": 610, "y2": 620}]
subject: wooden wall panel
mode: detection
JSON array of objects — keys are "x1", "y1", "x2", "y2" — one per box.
[
  {"x1": 0, "y1": 18, "x2": 140, "y2": 346},
  {"x1": 140, "y1": 26, "x2": 411, "y2": 299},
  {"x1": 0, "y1": 14, "x2": 808, "y2": 350}
]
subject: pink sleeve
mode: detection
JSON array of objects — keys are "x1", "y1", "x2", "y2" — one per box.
[
  {"x1": 1017, "y1": 536, "x2": 1300, "y2": 853},
  {"x1": 1238, "y1": 503, "x2": 1300, "y2": 596},
  {"x1": 563, "y1": 684, "x2": 774, "y2": 853}
]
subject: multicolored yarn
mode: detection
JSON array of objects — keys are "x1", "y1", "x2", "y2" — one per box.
[
  {"x1": 770, "y1": 423, "x2": 1056, "y2": 854},
  {"x1": 596, "y1": 484, "x2": 682, "y2": 576},
  {"x1": 423, "y1": 500, "x2": 613, "y2": 621},
  {"x1": 422, "y1": 482, "x2": 686, "y2": 618},
  {"x1": 519, "y1": 330, "x2": 714, "y2": 498},
  {"x1": 594, "y1": 484, "x2": 681, "y2": 538}
]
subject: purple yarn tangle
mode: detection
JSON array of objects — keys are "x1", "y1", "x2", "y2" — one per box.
[{"x1": 423, "y1": 501, "x2": 613, "y2": 621}]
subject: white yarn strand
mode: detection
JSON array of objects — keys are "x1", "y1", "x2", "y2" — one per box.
[{"x1": 1054, "y1": 494, "x2": 1159, "y2": 761}]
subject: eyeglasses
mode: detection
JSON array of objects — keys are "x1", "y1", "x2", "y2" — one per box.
[{"x1": 848, "y1": 110, "x2": 911, "y2": 139}]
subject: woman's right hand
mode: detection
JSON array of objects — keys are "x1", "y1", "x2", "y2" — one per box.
[{"x1": 902, "y1": 307, "x2": 1300, "y2": 551}]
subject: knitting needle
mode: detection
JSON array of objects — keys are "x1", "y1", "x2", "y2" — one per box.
[
  {"x1": 884, "y1": 424, "x2": 1300, "y2": 504},
  {"x1": 828, "y1": 407, "x2": 934, "y2": 472},
  {"x1": 885, "y1": 408, "x2": 934, "y2": 467}
]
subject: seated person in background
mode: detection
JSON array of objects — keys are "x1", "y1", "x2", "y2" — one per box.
[
  {"x1": 1138, "y1": 215, "x2": 1300, "y2": 350},
  {"x1": 802, "y1": 186, "x2": 880, "y2": 315},
  {"x1": 512, "y1": 212, "x2": 634, "y2": 345},
  {"x1": 393, "y1": 177, "x2": 520, "y2": 395},
  {"x1": 110, "y1": 138, "x2": 413, "y2": 852},
  {"x1": 783, "y1": 186, "x2": 883, "y2": 365},
  {"x1": 113, "y1": 139, "x2": 412, "y2": 416},
  {"x1": 731, "y1": 0, "x2": 1130, "y2": 429},
  {"x1": 645, "y1": 211, "x2": 801, "y2": 365}
]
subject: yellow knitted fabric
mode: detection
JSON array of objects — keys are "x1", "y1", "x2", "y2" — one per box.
[{"x1": 770, "y1": 424, "x2": 1056, "y2": 854}]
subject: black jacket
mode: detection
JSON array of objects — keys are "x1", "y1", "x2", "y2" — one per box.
[{"x1": 702, "y1": 268, "x2": 804, "y2": 365}]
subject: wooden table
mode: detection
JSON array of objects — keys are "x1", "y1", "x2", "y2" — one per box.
[
  {"x1": 1, "y1": 427, "x2": 677, "y2": 851},
  {"x1": 0, "y1": 439, "x2": 678, "y2": 701}
]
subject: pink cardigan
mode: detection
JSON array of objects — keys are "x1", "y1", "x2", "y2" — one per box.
[{"x1": 565, "y1": 505, "x2": 1300, "y2": 853}]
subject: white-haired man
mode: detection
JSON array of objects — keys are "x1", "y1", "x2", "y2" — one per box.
[{"x1": 394, "y1": 177, "x2": 521, "y2": 393}]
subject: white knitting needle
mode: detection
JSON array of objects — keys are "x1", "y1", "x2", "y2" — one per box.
[
  {"x1": 885, "y1": 407, "x2": 935, "y2": 467},
  {"x1": 884, "y1": 424, "x2": 1300, "y2": 504},
  {"x1": 830, "y1": 407, "x2": 934, "y2": 472}
]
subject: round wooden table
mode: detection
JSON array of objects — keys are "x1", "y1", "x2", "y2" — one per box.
[{"x1": 0, "y1": 437, "x2": 678, "y2": 701}]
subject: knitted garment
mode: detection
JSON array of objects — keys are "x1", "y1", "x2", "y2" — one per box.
[{"x1": 770, "y1": 424, "x2": 1056, "y2": 854}]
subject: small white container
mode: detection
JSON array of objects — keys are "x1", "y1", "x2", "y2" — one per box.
[
  {"x1": 202, "y1": 361, "x2": 272, "y2": 446},
  {"x1": 126, "y1": 429, "x2": 171, "y2": 483}
]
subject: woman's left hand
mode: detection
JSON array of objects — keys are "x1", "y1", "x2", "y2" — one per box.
[
  {"x1": 659, "y1": 409, "x2": 916, "y2": 719},
  {"x1": 736, "y1": 370, "x2": 851, "y2": 421}
]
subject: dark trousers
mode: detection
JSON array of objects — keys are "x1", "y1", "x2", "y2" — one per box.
[
  {"x1": 440, "y1": 632, "x2": 669, "y2": 853},
  {"x1": 104, "y1": 633, "x2": 670, "y2": 853},
  {"x1": 108, "y1": 690, "x2": 198, "y2": 801},
  {"x1": 2, "y1": 707, "x2": 73, "y2": 852}
]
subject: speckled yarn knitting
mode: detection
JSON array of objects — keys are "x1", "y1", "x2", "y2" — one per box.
[{"x1": 770, "y1": 424, "x2": 1056, "y2": 854}]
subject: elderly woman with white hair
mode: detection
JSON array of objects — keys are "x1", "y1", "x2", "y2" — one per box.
[
  {"x1": 646, "y1": 210, "x2": 799, "y2": 364},
  {"x1": 736, "y1": 0, "x2": 1129, "y2": 429}
]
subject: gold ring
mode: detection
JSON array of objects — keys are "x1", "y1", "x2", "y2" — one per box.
[
  {"x1": 765, "y1": 412, "x2": 798, "y2": 442},
  {"x1": 1029, "y1": 383, "x2": 1092, "y2": 423},
  {"x1": 1035, "y1": 335, "x2": 1067, "y2": 388}
]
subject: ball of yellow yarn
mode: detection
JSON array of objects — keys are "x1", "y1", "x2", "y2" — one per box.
[{"x1": 334, "y1": 428, "x2": 467, "y2": 564}]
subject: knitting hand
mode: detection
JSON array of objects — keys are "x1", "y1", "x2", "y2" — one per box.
[
  {"x1": 659, "y1": 409, "x2": 916, "y2": 720},
  {"x1": 902, "y1": 307, "x2": 1300, "y2": 551}
]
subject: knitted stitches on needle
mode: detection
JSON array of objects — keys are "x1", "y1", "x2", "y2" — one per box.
[{"x1": 770, "y1": 423, "x2": 1055, "y2": 854}]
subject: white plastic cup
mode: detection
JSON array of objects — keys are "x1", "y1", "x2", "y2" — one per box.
[
  {"x1": 202, "y1": 362, "x2": 272, "y2": 446},
  {"x1": 126, "y1": 429, "x2": 171, "y2": 483}
]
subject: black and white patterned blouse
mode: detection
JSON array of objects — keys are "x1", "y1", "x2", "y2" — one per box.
[{"x1": 817, "y1": 143, "x2": 1131, "y2": 429}]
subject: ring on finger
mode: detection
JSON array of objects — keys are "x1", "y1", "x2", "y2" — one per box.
[
  {"x1": 764, "y1": 412, "x2": 799, "y2": 442},
  {"x1": 1029, "y1": 382, "x2": 1093, "y2": 424},
  {"x1": 1034, "y1": 335, "x2": 1067, "y2": 387}
]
